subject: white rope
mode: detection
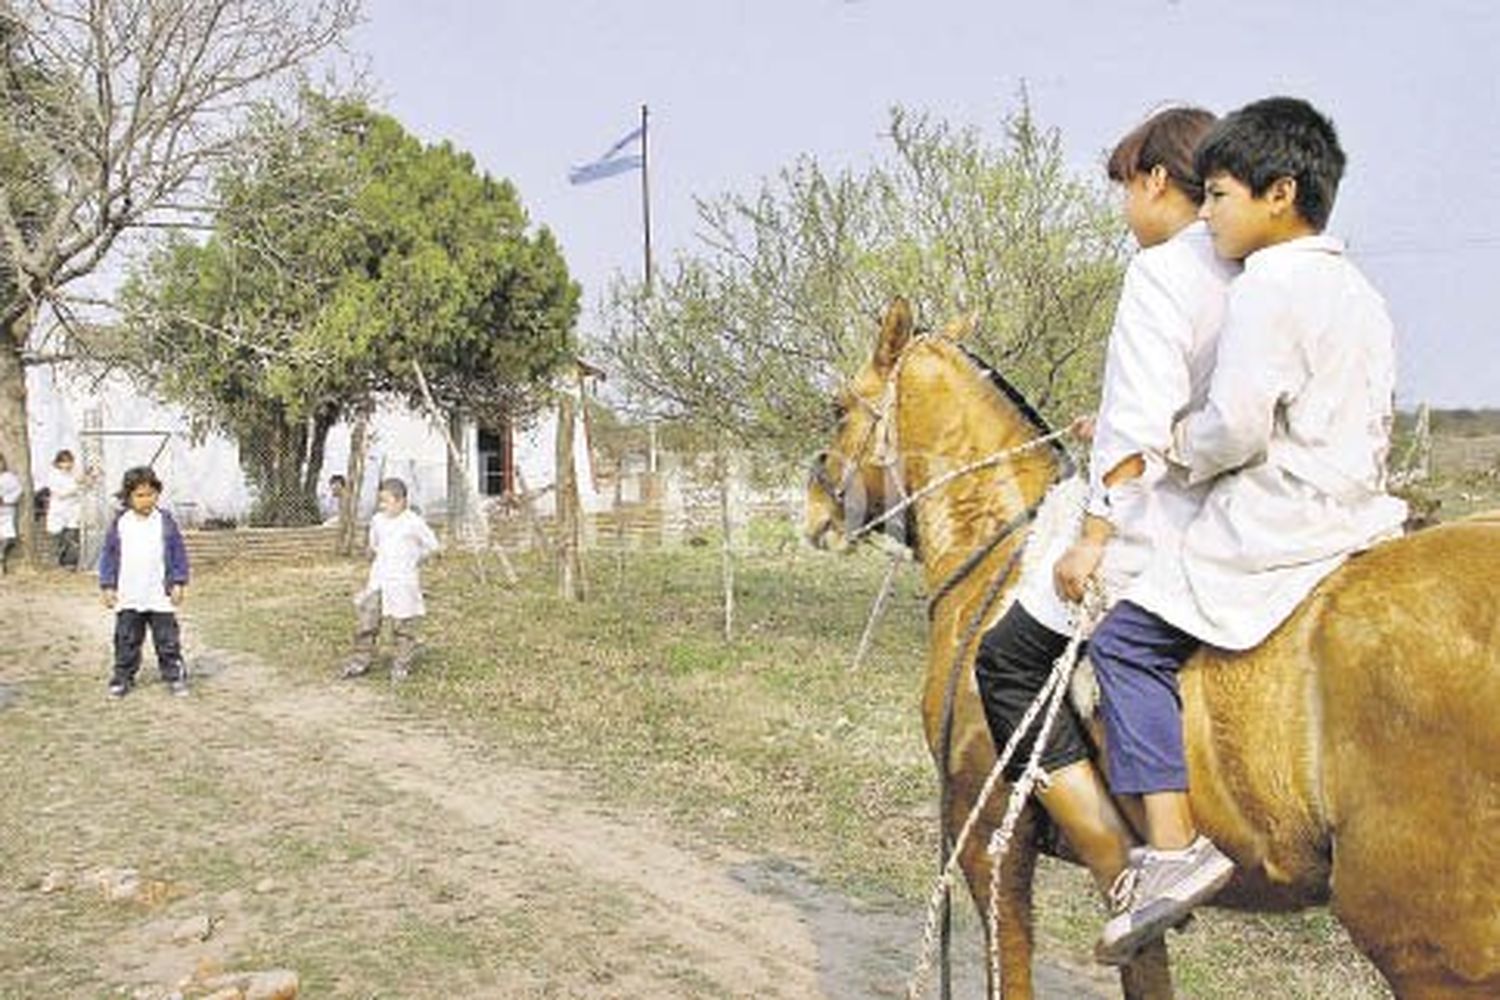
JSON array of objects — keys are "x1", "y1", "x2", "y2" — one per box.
[
  {"x1": 984, "y1": 586, "x2": 1101, "y2": 998},
  {"x1": 904, "y1": 584, "x2": 1104, "y2": 1000},
  {"x1": 848, "y1": 429, "x2": 1072, "y2": 544}
]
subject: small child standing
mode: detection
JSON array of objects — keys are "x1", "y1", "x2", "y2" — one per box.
[
  {"x1": 98, "y1": 466, "x2": 191, "y2": 698},
  {"x1": 342, "y1": 477, "x2": 440, "y2": 682},
  {"x1": 46, "y1": 448, "x2": 87, "y2": 570}
]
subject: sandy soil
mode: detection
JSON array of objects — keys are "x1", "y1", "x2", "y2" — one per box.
[{"x1": 0, "y1": 572, "x2": 1112, "y2": 998}]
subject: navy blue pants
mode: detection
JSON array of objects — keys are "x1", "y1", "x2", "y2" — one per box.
[
  {"x1": 112, "y1": 610, "x2": 185, "y2": 685},
  {"x1": 1089, "y1": 600, "x2": 1201, "y2": 795}
]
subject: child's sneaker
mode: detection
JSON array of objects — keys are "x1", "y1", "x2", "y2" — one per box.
[
  {"x1": 107, "y1": 679, "x2": 130, "y2": 699},
  {"x1": 340, "y1": 660, "x2": 369, "y2": 679},
  {"x1": 1095, "y1": 835, "x2": 1234, "y2": 965},
  {"x1": 168, "y1": 678, "x2": 190, "y2": 698}
]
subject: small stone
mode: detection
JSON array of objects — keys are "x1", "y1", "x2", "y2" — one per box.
[
  {"x1": 87, "y1": 867, "x2": 142, "y2": 902},
  {"x1": 252, "y1": 877, "x2": 276, "y2": 894},
  {"x1": 171, "y1": 913, "x2": 212, "y2": 943},
  {"x1": 39, "y1": 869, "x2": 72, "y2": 894},
  {"x1": 244, "y1": 969, "x2": 299, "y2": 1000}
]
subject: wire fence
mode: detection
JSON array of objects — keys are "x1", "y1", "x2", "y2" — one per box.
[{"x1": 55, "y1": 415, "x2": 801, "y2": 572}]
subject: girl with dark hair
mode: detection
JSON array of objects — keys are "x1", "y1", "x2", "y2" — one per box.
[{"x1": 98, "y1": 465, "x2": 191, "y2": 698}]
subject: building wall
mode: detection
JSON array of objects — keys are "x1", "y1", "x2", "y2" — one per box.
[{"x1": 29, "y1": 362, "x2": 605, "y2": 533}]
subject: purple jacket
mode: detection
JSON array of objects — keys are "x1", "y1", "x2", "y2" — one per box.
[{"x1": 98, "y1": 508, "x2": 190, "y2": 592}]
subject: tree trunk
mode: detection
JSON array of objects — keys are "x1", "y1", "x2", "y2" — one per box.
[
  {"x1": 338, "y1": 403, "x2": 371, "y2": 556},
  {"x1": 301, "y1": 405, "x2": 337, "y2": 497},
  {"x1": 245, "y1": 414, "x2": 318, "y2": 525},
  {"x1": 0, "y1": 311, "x2": 37, "y2": 564},
  {"x1": 446, "y1": 412, "x2": 468, "y2": 531},
  {"x1": 556, "y1": 392, "x2": 584, "y2": 601}
]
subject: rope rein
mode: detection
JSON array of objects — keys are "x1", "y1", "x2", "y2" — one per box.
[
  {"x1": 821, "y1": 334, "x2": 1089, "y2": 1000},
  {"x1": 905, "y1": 585, "x2": 1105, "y2": 1000},
  {"x1": 846, "y1": 430, "x2": 1071, "y2": 545}
]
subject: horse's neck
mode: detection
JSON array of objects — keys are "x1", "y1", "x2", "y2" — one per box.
[{"x1": 896, "y1": 361, "x2": 1053, "y2": 598}]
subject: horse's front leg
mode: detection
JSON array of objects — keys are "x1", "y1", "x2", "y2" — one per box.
[{"x1": 957, "y1": 796, "x2": 1041, "y2": 1000}]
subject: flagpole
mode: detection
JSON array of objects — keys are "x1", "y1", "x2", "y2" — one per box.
[{"x1": 640, "y1": 103, "x2": 653, "y2": 291}]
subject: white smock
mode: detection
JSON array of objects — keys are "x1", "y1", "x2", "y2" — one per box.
[
  {"x1": 45, "y1": 467, "x2": 82, "y2": 533},
  {"x1": 116, "y1": 509, "x2": 176, "y2": 613},
  {"x1": 0, "y1": 470, "x2": 20, "y2": 541},
  {"x1": 1016, "y1": 222, "x2": 1237, "y2": 633},
  {"x1": 359, "y1": 508, "x2": 440, "y2": 620},
  {"x1": 1129, "y1": 235, "x2": 1407, "y2": 650}
]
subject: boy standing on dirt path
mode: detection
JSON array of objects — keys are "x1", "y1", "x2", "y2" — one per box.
[
  {"x1": 342, "y1": 477, "x2": 440, "y2": 683},
  {"x1": 1088, "y1": 96, "x2": 1408, "y2": 964},
  {"x1": 99, "y1": 466, "x2": 191, "y2": 699}
]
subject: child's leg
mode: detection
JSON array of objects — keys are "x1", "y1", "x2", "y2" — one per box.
[
  {"x1": 0, "y1": 537, "x2": 13, "y2": 575},
  {"x1": 112, "y1": 610, "x2": 147, "y2": 689},
  {"x1": 1088, "y1": 600, "x2": 1200, "y2": 810},
  {"x1": 58, "y1": 528, "x2": 80, "y2": 569},
  {"x1": 146, "y1": 612, "x2": 186, "y2": 683},
  {"x1": 343, "y1": 589, "x2": 383, "y2": 677},
  {"x1": 1089, "y1": 600, "x2": 1233, "y2": 963},
  {"x1": 390, "y1": 617, "x2": 420, "y2": 679}
]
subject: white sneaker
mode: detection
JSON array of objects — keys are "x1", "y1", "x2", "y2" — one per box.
[{"x1": 1096, "y1": 835, "x2": 1234, "y2": 965}]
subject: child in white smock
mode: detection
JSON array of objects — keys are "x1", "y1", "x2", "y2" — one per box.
[{"x1": 342, "y1": 476, "x2": 440, "y2": 681}]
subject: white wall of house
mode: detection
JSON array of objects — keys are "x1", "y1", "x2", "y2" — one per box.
[
  {"x1": 25, "y1": 364, "x2": 250, "y2": 526},
  {"x1": 28, "y1": 363, "x2": 605, "y2": 530}
]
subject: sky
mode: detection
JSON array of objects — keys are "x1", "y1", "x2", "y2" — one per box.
[{"x1": 353, "y1": 0, "x2": 1500, "y2": 408}]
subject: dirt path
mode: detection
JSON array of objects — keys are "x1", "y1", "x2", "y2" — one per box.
[{"x1": 0, "y1": 575, "x2": 1112, "y2": 999}]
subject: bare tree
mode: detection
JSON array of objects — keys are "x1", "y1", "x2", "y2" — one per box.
[{"x1": 0, "y1": 0, "x2": 358, "y2": 559}]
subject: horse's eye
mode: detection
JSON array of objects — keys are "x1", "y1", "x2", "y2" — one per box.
[{"x1": 830, "y1": 399, "x2": 847, "y2": 424}]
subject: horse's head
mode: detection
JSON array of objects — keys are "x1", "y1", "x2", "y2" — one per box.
[{"x1": 805, "y1": 298, "x2": 979, "y2": 552}]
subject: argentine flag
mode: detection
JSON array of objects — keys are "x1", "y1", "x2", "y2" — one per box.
[{"x1": 568, "y1": 125, "x2": 645, "y2": 185}]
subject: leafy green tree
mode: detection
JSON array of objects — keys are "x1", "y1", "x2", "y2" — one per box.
[{"x1": 123, "y1": 96, "x2": 579, "y2": 523}]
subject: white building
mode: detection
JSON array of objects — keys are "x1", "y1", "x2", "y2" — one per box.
[{"x1": 24, "y1": 361, "x2": 604, "y2": 548}]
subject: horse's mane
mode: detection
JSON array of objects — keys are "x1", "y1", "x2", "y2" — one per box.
[{"x1": 951, "y1": 341, "x2": 1076, "y2": 479}]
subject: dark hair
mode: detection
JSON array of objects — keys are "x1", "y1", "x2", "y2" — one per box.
[
  {"x1": 329, "y1": 474, "x2": 347, "y2": 487},
  {"x1": 116, "y1": 465, "x2": 163, "y2": 503},
  {"x1": 1107, "y1": 106, "x2": 1218, "y2": 204},
  {"x1": 1193, "y1": 96, "x2": 1346, "y2": 230},
  {"x1": 53, "y1": 449, "x2": 74, "y2": 465},
  {"x1": 378, "y1": 477, "x2": 407, "y2": 501}
]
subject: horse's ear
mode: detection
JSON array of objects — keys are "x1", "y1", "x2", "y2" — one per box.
[
  {"x1": 939, "y1": 310, "x2": 979, "y2": 342},
  {"x1": 874, "y1": 297, "x2": 914, "y2": 375}
]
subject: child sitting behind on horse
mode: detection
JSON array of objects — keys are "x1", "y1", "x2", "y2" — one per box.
[
  {"x1": 342, "y1": 476, "x2": 440, "y2": 682},
  {"x1": 1088, "y1": 96, "x2": 1408, "y2": 963},
  {"x1": 99, "y1": 466, "x2": 191, "y2": 699},
  {"x1": 973, "y1": 105, "x2": 1236, "y2": 907}
]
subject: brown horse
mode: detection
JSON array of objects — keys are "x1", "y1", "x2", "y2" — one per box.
[{"x1": 805, "y1": 298, "x2": 1500, "y2": 999}]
